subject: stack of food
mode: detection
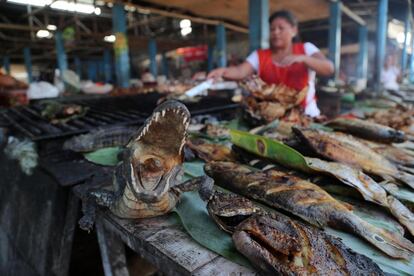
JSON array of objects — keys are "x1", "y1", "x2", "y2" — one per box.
[{"x1": 240, "y1": 76, "x2": 311, "y2": 126}]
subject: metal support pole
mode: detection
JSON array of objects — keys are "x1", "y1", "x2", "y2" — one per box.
[
  {"x1": 23, "y1": 47, "x2": 32, "y2": 83},
  {"x1": 216, "y1": 24, "x2": 227, "y2": 68},
  {"x1": 357, "y1": 26, "x2": 368, "y2": 80},
  {"x1": 249, "y1": 0, "x2": 269, "y2": 52},
  {"x1": 2, "y1": 56, "x2": 10, "y2": 74},
  {"x1": 112, "y1": 3, "x2": 130, "y2": 88},
  {"x1": 88, "y1": 60, "x2": 97, "y2": 82},
  {"x1": 207, "y1": 44, "x2": 214, "y2": 71},
  {"x1": 55, "y1": 31, "x2": 68, "y2": 75},
  {"x1": 328, "y1": 0, "x2": 342, "y2": 82},
  {"x1": 74, "y1": 57, "x2": 82, "y2": 79},
  {"x1": 401, "y1": 8, "x2": 410, "y2": 75},
  {"x1": 162, "y1": 52, "x2": 168, "y2": 78},
  {"x1": 103, "y1": 49, "x2": 112, "y2": 83},
  {"x1": 376, "y1": 0, "x2": 388, "y2": 90},
  {"x1": 410, "y1": 33, "x2": 414, "y2": 83},
  {"x1": 148, "y1": 39, "x2": 157, "y2": 77}
]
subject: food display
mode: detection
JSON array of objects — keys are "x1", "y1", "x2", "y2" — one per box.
[
  {"x1": 40, "y1": 101, "x2": 88, "y2": 124},
  {"x1": 240, "y1": 76, "x2": 310, "y2": 125}
]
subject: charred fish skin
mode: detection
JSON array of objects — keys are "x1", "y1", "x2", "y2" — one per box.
[
  {"x1": 233, "y1": 214, "x2": 385, "y2": 276},
  {"x1": 63, "y1": 125, "x2": 138, "y2": 152},
  {"x1": 200, "y1": 178, "x2": 384, "y2": 276},
  {"x1": 205, "y1": 162, "x2": 414, "y2": 260},
  {"x1": 293, "y1": 127, "x2": 414, "y2": 189},
  {"x1": 326, "y1": 117, "x2": 406, "y2": 143},
  {"x1": 79, "y1": 100, "x2": 194, "y2": 230}
]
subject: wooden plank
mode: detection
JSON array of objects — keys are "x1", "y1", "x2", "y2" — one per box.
[
  {"x1": 52, "y1": 192, "x2": 80, "y2": 276},
  {"x1": 145, "y1": 228, "x2": 217, "y2": 272},
  {"x1": 99, "y1": 211, "x2": 257, "y2": 275},
  {"x1": 192, "y1": 256, "x2": 257, "y2": 276},
  {"x1": 101, "y1": 214, "x2": 193, "y2": 276},
  {"x1": 96, "y1": 217, "x2": 130, "y2": 276}
]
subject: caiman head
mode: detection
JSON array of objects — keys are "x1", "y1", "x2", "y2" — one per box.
[{"x1": 123, "y1": 100, "x2": 190, "y2": 202}]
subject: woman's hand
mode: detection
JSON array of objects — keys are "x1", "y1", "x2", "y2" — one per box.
[
  {"x1": 279, "y1": 53, "x2": 334, "y2": 77},
  {"x1": 207, "y1": 67, "x2": 227, "y2": 80}
]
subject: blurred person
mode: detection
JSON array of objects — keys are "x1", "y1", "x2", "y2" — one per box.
[{"x1": 208, "y1": 10, "x2": 334, "y2": 117}]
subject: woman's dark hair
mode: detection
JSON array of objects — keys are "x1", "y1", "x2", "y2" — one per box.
[
  {"x1": 268, "y1": 10, "x2": 298, "y2": 27},
  {"x1": 269, "y1": 10, "x2": 300, "y2": 42}
]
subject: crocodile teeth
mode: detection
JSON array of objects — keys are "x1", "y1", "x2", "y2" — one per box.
[{"x1": 154, "y1": 112, "x2": 160, "y2": 122}]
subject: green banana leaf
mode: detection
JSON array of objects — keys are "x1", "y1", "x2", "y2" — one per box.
[
  {"x1": 230, "y1": 129, "x2": 312, "y2": 173},
  {"x1": 174, "y1": 191, "x2": 253, "y2": 269},
  {"x1": 182, "y1": 161, "x2": 205, "y2": 181},
  {"x1": 83, "y1": 146, "x2": 122, "y2": 166}
]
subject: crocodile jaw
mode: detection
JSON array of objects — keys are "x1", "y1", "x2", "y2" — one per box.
[{"x1": 126, "y1": 100, "x2": 190, "y2": 202}]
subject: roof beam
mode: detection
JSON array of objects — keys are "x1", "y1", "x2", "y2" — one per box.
[
  {"x1": 341, "y1": 4, "x2": 366, "y2": 26},
  {"x1": 102, "y1": 0, "x2": 248, "y2": 33}
]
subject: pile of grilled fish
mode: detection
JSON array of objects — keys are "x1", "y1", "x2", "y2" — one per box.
[
  {"x1": 205, "y1": 162, "x2": 414, "y2": 260},
  {"x1": 240, "y1": 76, "x2": 310, "y2": 124},
  {"x1": 199, "y1": 175, "x2": 385, "y2": 275}
]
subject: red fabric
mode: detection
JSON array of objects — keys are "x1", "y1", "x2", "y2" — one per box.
[
  {"x1": 258, "y1": 43, "x2": 310, "y2": 107},
  {"x1": 176, "y1": 45, "x2": 207, "y2": 62}
]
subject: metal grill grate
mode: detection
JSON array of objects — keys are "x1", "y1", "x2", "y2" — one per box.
[{"x1": 1, "y1": 94, "x2": 239, "y2": 141}]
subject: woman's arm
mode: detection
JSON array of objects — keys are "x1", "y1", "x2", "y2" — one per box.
[
  {"x1": 207, "y1": 61, "x2": 255, "y2": 80},
  {"x1": 280, "y1": 52, "x2": 334, "y2": 77}
]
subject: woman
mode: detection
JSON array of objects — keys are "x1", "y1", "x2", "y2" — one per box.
[{"x1": 208, "y1": 10, "x2": 334, "y2": 117}]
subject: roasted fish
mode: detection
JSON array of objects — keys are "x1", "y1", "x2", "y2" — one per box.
[
  {"x1": 205, "y1": 161, "x2": 414, "y2": 259},
  {"x1": 234, "y1": 214, "x2": 384, "y2": 275},
  {"x1": 293, "y1": 128, "x2": 414, "y2": 189},
  {"x1": 305, "y1": 157, "x2": 414, "y2": 236},
  {"x1": 326, "y1": 117, "x2": 405, "y2": 143},
  {"x1": 199, "y1": 181, "x2": 385, "y2": 275},
  {"x1": 186, "y1": 139, "x2": 235, "y2": 162}
]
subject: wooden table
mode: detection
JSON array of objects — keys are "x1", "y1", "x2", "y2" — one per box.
[{"x1": 73, "y1": 179, "x2": 257, "y2": 276}]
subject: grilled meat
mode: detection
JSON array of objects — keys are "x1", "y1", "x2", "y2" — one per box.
[
  {"x1": 205, "y1": 161, "x2": 414, "y2": 259},
  {"x1": 326, "y1": 117, "x2": 405, "y2": 143}
]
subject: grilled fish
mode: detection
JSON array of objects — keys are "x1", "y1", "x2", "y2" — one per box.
[
  {"x1": 370, "y1": 143, "x2": 414, "y2": 168},
  {"x1": 234, "y1": 214, "x2": 384, "y2": 275},
  {"x1": 205, "y1": 161, "x2": 414, "y2": 259},
  {"x1": 186, "y1": 139, "x2": 235, "y2": 162},
  {"x1": 326, "y1": 117, "x2": 406, "y2": 143},
  {"x1": 293, "y1": 128, "x2": 414, "y2": 189},
  {"x1": 306, "y1": 157, "x2": 414, "y2": 236},
  {"x1": 199, "y1": 181, "x2": 385, "y2": 275}
]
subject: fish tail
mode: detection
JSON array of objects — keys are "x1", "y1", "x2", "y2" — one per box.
[
  {"x1": 387, "y1": 196, "x2": 414, "y2": 237},
  {"x1": 350, "y1": 215, "x2": 414, "y2": 260},
  {"x1": 395, "y1": 172, "x2": 414, "y2": 189}
]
